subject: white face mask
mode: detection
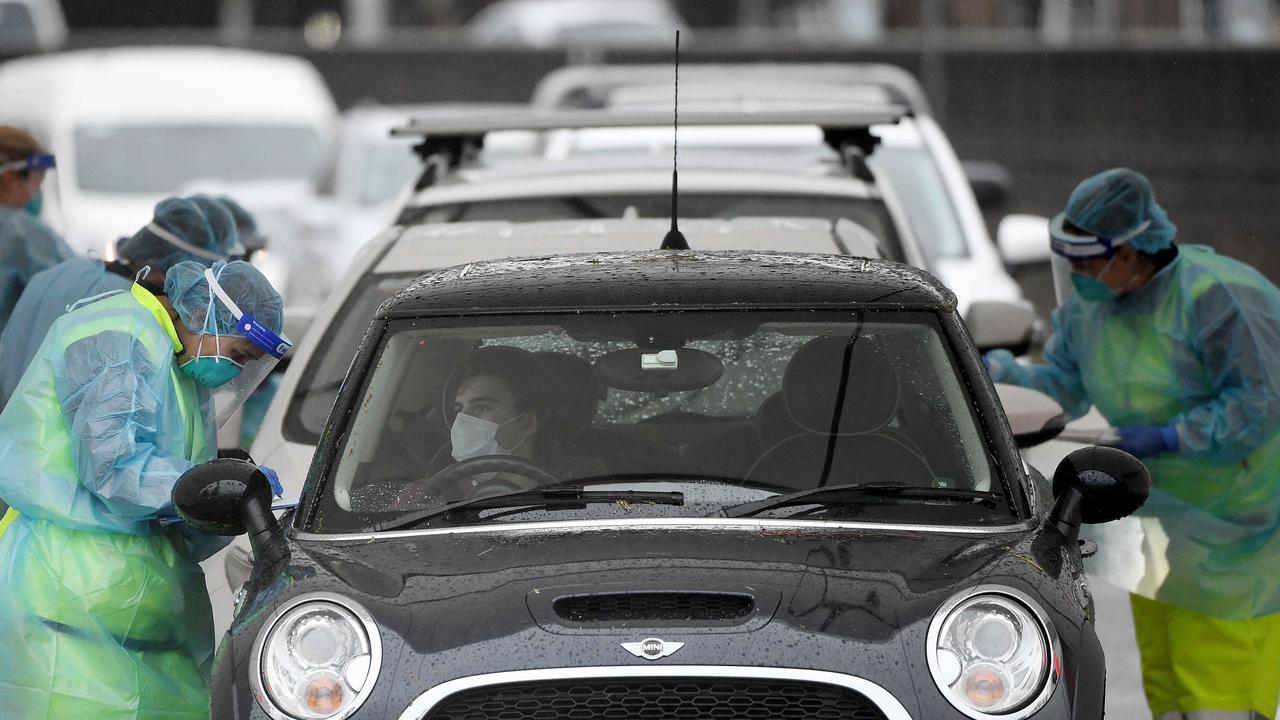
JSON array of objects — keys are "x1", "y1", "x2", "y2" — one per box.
[{"x1": 450, "y1": 411, "x2": 525, "y2": 461}]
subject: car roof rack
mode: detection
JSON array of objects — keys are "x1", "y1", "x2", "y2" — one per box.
[{"x1": 394, "y1": 106, "x2": 907, "y2": 189}]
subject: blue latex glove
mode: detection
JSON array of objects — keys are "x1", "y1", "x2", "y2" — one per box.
[
  {"x1": 259, "y1": 465, "x2": 283, "y2": 497},
  {"x1": 1116, "y1": 424, "x2": 1179, "y2": 458}
]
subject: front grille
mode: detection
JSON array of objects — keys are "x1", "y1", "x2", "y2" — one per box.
[
  {"x1": 422, "y1": 677, "x2": 888, "y2": 719},
  {"x1": 553, "y1": 592, "x2": 755, "y2": 623}
]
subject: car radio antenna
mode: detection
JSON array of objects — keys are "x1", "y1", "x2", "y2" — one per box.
[{"x1": 660, "y1": 30, "x2": 689, "y2": 251}]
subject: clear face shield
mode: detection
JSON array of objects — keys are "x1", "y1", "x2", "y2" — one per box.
[
  {"x1": 0, "y1": 151, "x2": 56, "y2": 218},
  {"x1": 1048, "y1": 213, "x2": 1150, "y2": 306},
  {"x1": 190, "y1": 267, "x2": 291, "y2": 428}
]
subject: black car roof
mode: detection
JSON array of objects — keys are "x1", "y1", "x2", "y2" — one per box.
[{"x1": 378, "y1": 250, "x2": 955, "y2": 318}]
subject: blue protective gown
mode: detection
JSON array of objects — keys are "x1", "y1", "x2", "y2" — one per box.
[
  {"x1": 0, "y1": 257, "x2": 131, "y2": 408},
  {"x1": 0, "y1": 204, "x2": 75, "y2": 336},
  {"x1": 0, "y1": 284, "x2": 224, "y2": 720},
  {"x1": 990, "y1": 245, "x2": 1280, "y2": 619}
]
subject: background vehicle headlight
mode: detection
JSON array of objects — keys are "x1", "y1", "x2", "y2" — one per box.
[
  {"x1": 927, "y1": 587, "x2": 1058, "y2": 719},
  {"x1": 252, "y1": 593, "x2": 382, "y2": 720}
]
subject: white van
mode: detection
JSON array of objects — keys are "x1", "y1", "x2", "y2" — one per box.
[{"x1": 0, "y1": 46, "x2": 337, "y2": 257}]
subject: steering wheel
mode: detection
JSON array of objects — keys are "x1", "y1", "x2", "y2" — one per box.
[{"x1": 427, "y1": 455, "x2": 561, "y2": 499}]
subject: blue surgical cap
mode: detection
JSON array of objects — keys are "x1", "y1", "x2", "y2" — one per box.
[
  {"x1": 117, "y1": 195, "x2": 241, "y2": 273},
  {"x1": 216, "y1": 196, "x2": 266, "y2": 253},
  {"x1": 1056, "y1": 168, "x2": 1177, "y2": 256},
  {"x1": 166, "y1": 260, "x2": 284, "y2": 337}
]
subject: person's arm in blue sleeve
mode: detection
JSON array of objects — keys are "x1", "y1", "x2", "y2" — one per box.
[
  {"x1": 19, "y1": 216, "x2": 74, "y2": 275},
  {"x1": 985, "y1": 304, "x2": 1092, "y2": 419},
  {"x1": 1174, "y1": 282, "x2": 1280, "y2": 465},
  {"x1": 56, "y1": 329, "x2": 197, "y2": 520}
]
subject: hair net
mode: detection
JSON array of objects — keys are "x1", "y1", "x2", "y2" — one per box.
[
  {"x1": 166, "y1": 259, "x2": 283, "y2": 337},
  {"x1": 1059, "y1": 167, "x2": 1177, "y2": 255},
  {"x1": 216, "y1": 196, "x2": 266, "y2": 253},
  {"x1": 116, "y1": 195, "x2": 240, "y2": 273}
]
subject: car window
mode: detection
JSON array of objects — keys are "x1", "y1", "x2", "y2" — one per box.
[
  {"x1": 358, "y1": 140, "x2": 420, "y2": 206},
  {"x1": 401, "y1": 193, "x2": 905, "y2": 262},
  {"x1": 308, "y1": 310, "x2": 1013, "y2": 533},
  {"x1": 285, "y1": 272, "x2": 418, "y2": 442},
  {"x1": 870, "y1": 146, "x2": 968, "y2": 259},
  {"x1": 75, "y1": 124, "x2": 325, "y2": 193},
  {"x1": 0, "y1": 3, "x2": 35, "y2": 41}
]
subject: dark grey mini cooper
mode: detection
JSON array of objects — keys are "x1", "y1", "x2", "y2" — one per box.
[{"x1": 177, "y1": 250, "x2": 1148, "y2": 720}]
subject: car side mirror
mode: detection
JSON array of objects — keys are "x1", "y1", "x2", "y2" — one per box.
[
  {"x1": 1046, "y1": 446, "x2": 1150, "y2": 545},
  {"x1": 965, "y1": 299, "x2": 1037, "y2": 355},
  {"x1": 962, "y1": 159, "x2": 1011, "y2": 208},
  {"x1": 173, "y1": 458, "x2": 289, "y2": 569},
  {"x1": 994, "y1": 383, "x2": 1068, "y2": 448},
  {"x1": 996, "y1": 214, "x2": 1051, "y2": 266}
]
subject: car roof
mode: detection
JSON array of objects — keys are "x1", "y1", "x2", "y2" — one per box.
[
  {"x1": 529, "y1": 63, "x2": 932, "y2": 116},
  {"x1": 379, "y1": 248, "x2": 954, "y2": 318},
  {"x1": 374, "y1": 217, "x2": 882, "y2": 274}
]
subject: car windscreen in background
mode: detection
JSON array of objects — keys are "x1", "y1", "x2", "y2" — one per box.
[
  {"x1": 871, "y1": 146, "x2": 968, "y2": 260},
  {"x1": 284, "y1": 272, "x2": 419, "y2": 445},
  {"x1": 401, "y1": 193, "x2": 906, "y2": 262},
  {"x1": 75, "y1": 124, "x2": 324, "y2": 193}
]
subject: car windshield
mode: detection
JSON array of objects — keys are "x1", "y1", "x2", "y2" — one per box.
[
  {"x1": 870, "y1": 145, "x2": 968, "y2": 260},
  {"x1": 358, "y1": 139, "x2": 420, "y2": 206},
  {"x1": 306, "y1": 310, "x2": 1015, "y2": 533},
  {"x1": 75, "y1": 124, "x2": 324, "y2": 193},
  {"x1": 400, "y1": 193, "x2": 905, "y2": 261}
]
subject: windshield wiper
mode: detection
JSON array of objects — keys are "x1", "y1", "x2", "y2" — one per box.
[
  {"x1": 372, "y1": 487, "x2": 684, "y2": 533},
  {"x1": 715, "y1": 482, "x2": 996, "y2": 519}
]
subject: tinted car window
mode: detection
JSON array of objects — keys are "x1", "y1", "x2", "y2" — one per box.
[
  {"x1": 399, "y1": 193, "x2": 905, "y2": 261},
  {"x1": 307, "y1": 310, "x2": 1013, "y2": 533}
]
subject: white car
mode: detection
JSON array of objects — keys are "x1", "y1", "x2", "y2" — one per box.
[
  {"x1": 0, "y1": 46, "x2": 337, "y2": 258},
  {"x1": 529, "y1": 63, "x2": 1051, "y2": 310}
]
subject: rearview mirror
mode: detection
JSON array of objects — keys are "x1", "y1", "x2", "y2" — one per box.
[
  {"x1": 965, "y1": 299, "x2": 1037, "y2": 355},
  {"x1": 1046, "y1": 446, "x2": 1150, "y2": 544},
  {"x1": 996, "y1": 214, "x2": 1051, "y2": 266},
  {"x1": 994, "y1": 383, "x2": 1068, "y2": 448}
]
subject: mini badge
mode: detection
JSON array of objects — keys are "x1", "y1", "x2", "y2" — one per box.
[{"x1": 621, "y1": 637, "x2": 684, "y2": 660}]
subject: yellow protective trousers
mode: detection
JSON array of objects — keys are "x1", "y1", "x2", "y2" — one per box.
[{"x1": 1132, "y1": 594, "x2": 1280, "y2": 718}]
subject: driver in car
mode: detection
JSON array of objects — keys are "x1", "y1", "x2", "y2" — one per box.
[{"x1": 394, "y1": 346, "x2": 605, "y2": 506}]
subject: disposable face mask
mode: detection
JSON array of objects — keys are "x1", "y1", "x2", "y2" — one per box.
[
  {"x1": 451, "y1": 411, "x2": 525, "y2": 461},
  {"x1": 23, "y1": 190, "x2": 42, "y2": 218},
  {"x1": 1071, "y1": 271, "x2": 1116, "y2": 302},
  {"x1": 180, "y1": 355, "x2": 244, "y2": 388},
  {"x1": 1071, "y1": 253, "x2": 1146, "y2": 303}
]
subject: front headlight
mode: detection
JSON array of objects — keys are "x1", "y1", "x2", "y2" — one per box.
[
  {"x1": 926, "y1": 586, "x2": 1059, "y2": 719},
  {"x1": 251, "y1": 592, "x2": 382, "y2": 720}
]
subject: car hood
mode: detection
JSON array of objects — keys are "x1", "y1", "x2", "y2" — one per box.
[
  {"x1": 295, "y1": 523, "x2": 1027, "y2": 648},
  {"x1": 227, "y1": 521, "x2": 1095, "y2": 719}
]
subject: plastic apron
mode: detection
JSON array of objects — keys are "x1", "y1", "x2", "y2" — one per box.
[
  {"x1": 1070, "y1": 247, "x2": 1280, "y2": 619},
  {"x1": 0, "y1": 285, "x2": 216, "y2": 720}
]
